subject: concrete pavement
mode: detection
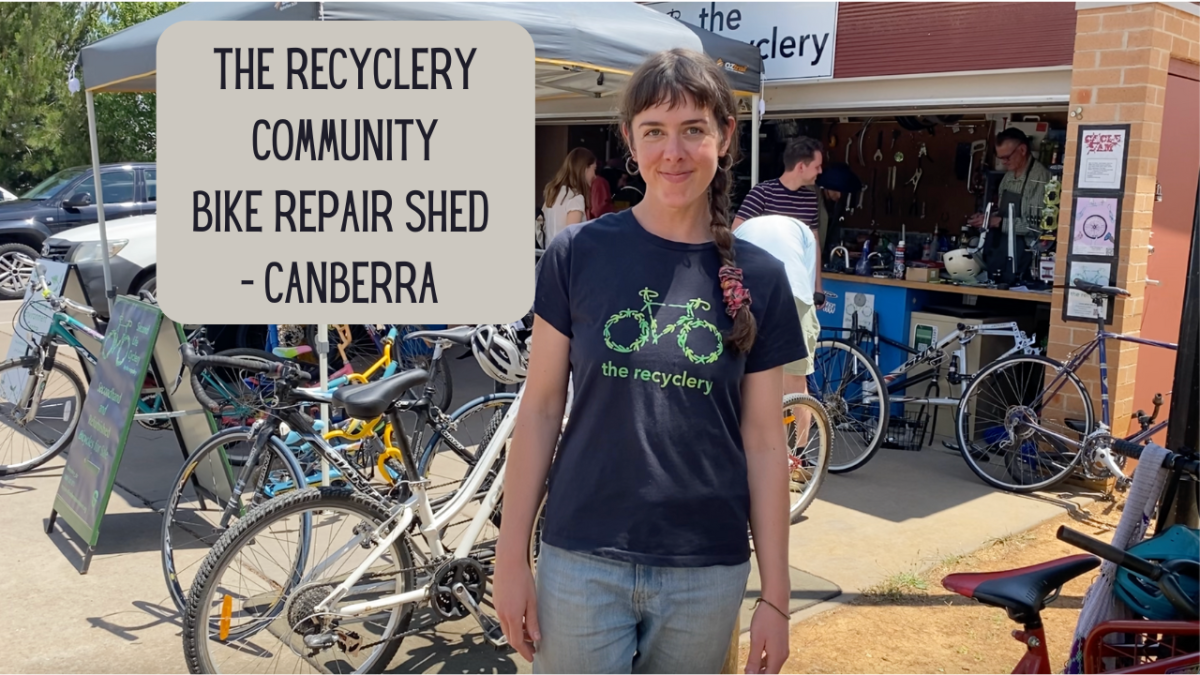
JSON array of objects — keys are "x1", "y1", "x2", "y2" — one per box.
[{"x1": 0, "y1": 299, "x2": 1100, "y2": 673}]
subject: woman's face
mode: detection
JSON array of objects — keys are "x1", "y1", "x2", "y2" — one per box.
[
  {"x1": 626, "y1": 98, "x2": 731, "y2": 210},
  {"x1": 585, "y1": 162, "x2": 597, "y2": 184}
]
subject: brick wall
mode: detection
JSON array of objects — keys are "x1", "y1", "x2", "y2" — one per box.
[{"x1": 1048, "y1": 3, "x2": 1199, "y2": 428}]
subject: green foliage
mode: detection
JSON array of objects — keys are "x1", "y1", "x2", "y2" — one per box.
[{"x1": 0, "y1": 2, "x2": 183, "y2": 194}]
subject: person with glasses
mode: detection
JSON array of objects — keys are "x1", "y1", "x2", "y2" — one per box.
[{"x1": 967, "y1": 127, "x2": 1051, "y2": 251}]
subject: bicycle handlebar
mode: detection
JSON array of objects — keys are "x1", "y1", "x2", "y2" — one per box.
[
  {"x1": 179, "y1": 342, "x2": 311, "y2": 412},
  {"x1": 1109, "y1": 439, "x2": 1199, "y2": 478},
  {"x1": 1057, "y1": 525, "x2": 1199, "y2": 620}
]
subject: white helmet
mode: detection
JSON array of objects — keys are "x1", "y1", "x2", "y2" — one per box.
[
  {"x1": 943, "y1": 248, "x2": 984, "y2": 282},
  {"x1": 471, "y1": 324, "x2": 529, "y2": 385}
]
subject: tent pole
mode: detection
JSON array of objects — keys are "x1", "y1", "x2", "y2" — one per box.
[
  {"x1": 86, "y1": 90, "x2": 115, "y2": 304},
  {"x1": 750, "y1": 93, "x2": 761, "y2": 188}
]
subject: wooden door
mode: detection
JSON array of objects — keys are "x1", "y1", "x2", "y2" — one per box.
[{"x1": 1132, "y1": 59, "x2": 1199, "y2": 441}]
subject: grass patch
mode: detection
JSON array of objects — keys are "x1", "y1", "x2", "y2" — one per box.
[
  {"x1": 985, "y1": 531, "x2": 1036, "y2": 548},
  {"x1": 862, "y1": 569, "x2": 930, "y2": 602}
]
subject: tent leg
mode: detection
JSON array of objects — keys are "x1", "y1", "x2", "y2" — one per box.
[
  {"x1": 86, "y1": 90, "x2": 115, "y2": 304},
  {"x1": 750, "y1": 94, "x2": 761, "y2": 188}
]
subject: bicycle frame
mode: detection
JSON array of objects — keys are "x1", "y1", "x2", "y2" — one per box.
[{"x1": 313, "y1": 383, "x2": 523, "y2": 618}]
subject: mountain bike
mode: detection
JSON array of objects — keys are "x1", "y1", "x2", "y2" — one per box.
[
  {"x1": 180, "y1": 349, "x2": 535, "y2": 673},
  {"x1": 0, "y1": 261, "x2": 271, "y2": 475},
  {"x1": 810, "y1": 305, "x2": 1038, "y2": 473},
  {"x1": 953, "y1": 280, "x2": 1175, "y2": 493},
  {"x1": 942, "y1": 438, "x2": 1198, "y2": 674},
  {"x1": 161, "y1": 326, "x2": 513, "y2": 614}
]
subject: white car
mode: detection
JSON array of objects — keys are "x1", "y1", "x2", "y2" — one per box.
[{"x1": 40, "y1": 213, "x2": 157, "y2": 317}]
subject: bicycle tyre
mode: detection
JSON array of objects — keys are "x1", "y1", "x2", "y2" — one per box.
[
  {"x1": 182, "y1": 486, "x2": 415, "y2": 675},
  {"x1": 414, "y1": 392, "x2": 518, "y2": 511},
  {"x1": 0, "y1": 355, "x2": 86, "y2": 476},
  {"x1": 783, "y1": 393, "x2": 833, "y2": 523},
  {"x1": 161, "y1": 425, "x2": 307, "y2": 613},
  {"x1": 955, "y1": 353, "x2": 1093, "y2": 493},
  {"x1": 810, "y1": 338, "x2": 889, "y2": 473}
]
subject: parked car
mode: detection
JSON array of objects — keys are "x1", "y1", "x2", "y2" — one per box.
[
  {"x1": 41, "y1": 212, "x2": 157, "y2": 318},
  {"x1": 0, "y1": 186, "x2": 17, "y2": 202},
  {"x1": 0, "y1": 162, "x2": 156, "y2": 299}
]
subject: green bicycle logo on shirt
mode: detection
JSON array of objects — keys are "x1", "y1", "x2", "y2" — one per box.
[{"x1": 603, "y1": 288, "x2": 724, "y2": 365}]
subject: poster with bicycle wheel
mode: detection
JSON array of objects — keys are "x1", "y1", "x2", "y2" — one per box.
[
  {"x1": 50, "y1": 295, "x2": 162, "y2": 552},
  {"x1": 1, "y1": 258, "x2": 69, "y2": 405},
  {"x1": 1069, "y1": 196, "x2": 1119, "y2": 257}
]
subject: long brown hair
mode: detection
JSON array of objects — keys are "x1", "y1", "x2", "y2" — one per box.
[
  {"x1": 617, "y1": 48, "x2": 756, "y2": 353},
  {"x1": 543, "y1": 147, "x2": 595, "y2": 215}
]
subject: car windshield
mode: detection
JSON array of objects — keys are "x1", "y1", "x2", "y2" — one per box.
[{"x1": 20, "y1": 167, "x2": 89, "y2": 200}]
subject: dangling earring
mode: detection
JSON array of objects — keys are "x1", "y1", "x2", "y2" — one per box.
[
  {"x1": 718, "y1": 154, "x2": 733, "y2": 171},
  {"x1": 626, "y1": 156, "x2": 639, "y2": 175}
]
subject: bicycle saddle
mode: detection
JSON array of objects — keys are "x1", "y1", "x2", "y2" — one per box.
[
  {"x1": 332, "y1": 369, "x2": 430, "y2": 419},
  {"x1": 404, "y1": 325, "x2": 475, "y2": 347},
  {"x1": 1073, "y1": 279, "x2": 1129, "y2": 297},
  {"x1": 942, "y1": 554, "x2": 1099, "y2": 621}
]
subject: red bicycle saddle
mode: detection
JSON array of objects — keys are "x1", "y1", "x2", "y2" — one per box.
[{"x1": 943, "y1": 554, "x2": 1100, "y2": 619}]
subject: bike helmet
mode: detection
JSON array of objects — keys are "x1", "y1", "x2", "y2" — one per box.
[
  {"x1": 1114, "y1": 525, "x2": 1199, "y2": 621},
  {"x1": 471, "y1": 323, "x2": 529, "y2": 385},
  {"x1": 944, "y1": 248, "x2": 984, "y2": 282}
]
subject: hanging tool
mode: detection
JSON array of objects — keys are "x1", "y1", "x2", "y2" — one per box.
[
  {"x1": 871, "y1": 168, "x2": 878, "y2": 218},
  {"x1": 857, "y1": 184, "x2": 867, "y2": 210},
  {"x1": 856, "y1": 118, "x2": 874, "y2": 167},
  {"x1": 874, "y1": 131, "x2": 883, "y2": 161},
  {"x1": 845, "y1": 135, "x2": 854, "y2": 163},
  {"x1": 918, "y1": 143, "x2": 929, "y2": 160},
  {"x1": 891, "y1": 129, "x2": 901, "y2": 149},
  {"x1": 885, "y1": 166, "x2": 896, "y2": 215}
]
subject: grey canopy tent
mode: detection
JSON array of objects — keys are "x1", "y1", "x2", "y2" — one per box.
[{"x1": 75, "y1": 1, "x2": 764, "y2": 458}]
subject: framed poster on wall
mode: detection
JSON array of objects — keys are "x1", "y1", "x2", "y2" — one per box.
[
  {"x1": 1074, "y1": 124, "x2": 1130, "y2": 193},
  {"x1": 1069, "y1": 194, "x2": 1121, "y2": 257},
  {"x1": 1062, "y1": 259, "x2": 1116, "y2": 325}
]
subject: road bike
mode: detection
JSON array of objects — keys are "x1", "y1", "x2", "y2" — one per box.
[
  {"x1": 161, "y1": 326, "x2": 513, "y2": 614},
  {"x1": 809, "y1": 303, "x2": 1038, "y2": 473},
  {"x1": 603, "y1": 287, "x2": 724, "y2": 365},
  {"x1": 942, "y1": 438, "x2": 1198, "y2": 673},
  {"x1": 0, "y1": 260, "x2": 270, "y2": 476},
  {"x1": 953, "y1": 280, "x2": 1175, "y2": 493}
]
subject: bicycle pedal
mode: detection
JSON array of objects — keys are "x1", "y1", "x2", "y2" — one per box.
[{"x1": 480, "y1": 615, "x2": 508, "y2": 649}]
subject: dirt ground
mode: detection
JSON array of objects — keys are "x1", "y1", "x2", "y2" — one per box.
[{"x1": 741, "y1": 498, "x2": 1127, "y2": 674}]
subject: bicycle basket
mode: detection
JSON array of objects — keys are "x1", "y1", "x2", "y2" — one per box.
[{"x1": 882, "y1": 409, "x2": 929, "y2": 451}]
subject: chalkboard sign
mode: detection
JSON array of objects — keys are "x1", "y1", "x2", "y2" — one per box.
[{"x1": 49, "y1": 295, "x2": 163, "y2": 571}]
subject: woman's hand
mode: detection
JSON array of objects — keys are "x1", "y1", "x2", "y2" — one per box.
[
  {"x1": 744, "y1": 601, "x2": 790, "y2": 673},
  {"x1": 493, "y1": 556, "x2": 540, "y2": 662}
]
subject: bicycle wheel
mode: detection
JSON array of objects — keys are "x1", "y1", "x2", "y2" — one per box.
[
  {"x1": 161, "y1": 426, "x2": 307, "y2": 613},
  {"x1": 808, "y1": 338, "x2": 889, "y2": 473},
  {"x1": 182, "y1": 487, "x2": 415, "y2": 674},
  {"x1": 0, "y1": 355, "x2": 86, "y2": 476},
  {"x1": 782, "y1": 393, "x2": 832, "y2": 523},
  {"x1": 955, "y1": 354, "x2": 1093, "y2": 493},
  {"x1": 414, "y1": 393, "x2": 517, "y2": 513}
]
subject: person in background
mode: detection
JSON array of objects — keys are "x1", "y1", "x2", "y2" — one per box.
[
  {"x1": 612, "y1": 172, "x2": 645, "y2": 211},
  {"x1": 590, "y1": 165, "x2": 614, "y2": 220},
  {"x1": 967, "y1": 127, "x2": 1051, "y2": 250},
  {"x1": 813, "y1": 162, "x2": 863, "y2": 258},
  {"x1": 733, "y1": 136, "x2": 826, "y2": 306},
  {"x1": 495, "y1": 47, "x2": 800, "y2": 675},
  {"x1": 541, "y1": 147, "x2": 596, "y2": 242}
]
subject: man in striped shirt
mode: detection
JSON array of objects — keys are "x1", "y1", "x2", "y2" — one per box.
[{"x1": 733, "y1": 135, "x2": 826, "y2": 303}]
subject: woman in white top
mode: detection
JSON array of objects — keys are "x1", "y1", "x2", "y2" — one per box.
[{"x1": 541, "y1": 147, "x2": 596, "y2": 242}]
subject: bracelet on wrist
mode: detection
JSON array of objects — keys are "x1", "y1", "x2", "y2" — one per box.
[{"x1": 754, "y1": 597, "x2": 790, "y2": 621}]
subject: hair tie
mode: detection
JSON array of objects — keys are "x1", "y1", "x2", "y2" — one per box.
[{"x1": 719, "y1": 266, "x2": 751, "y2": 318}]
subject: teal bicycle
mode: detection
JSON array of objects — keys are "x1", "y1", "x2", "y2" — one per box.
[{"x1": 0, "y1": 258, "x2": 271, "y2": 476}]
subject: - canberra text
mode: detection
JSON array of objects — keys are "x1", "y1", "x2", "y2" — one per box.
[{"x1": 262, "y1": 261, "x2": 437, "y2": 304}]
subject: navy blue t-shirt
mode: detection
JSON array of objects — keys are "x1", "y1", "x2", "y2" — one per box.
[{"x1": 533, "y1": 210, "x2": 806, "y2": 567}]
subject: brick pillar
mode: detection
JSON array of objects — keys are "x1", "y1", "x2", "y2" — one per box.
[{"x1": 1049, "y1": 3, "x2": 1199, "y2": 433}]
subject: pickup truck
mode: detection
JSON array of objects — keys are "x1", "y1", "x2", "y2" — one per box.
[{"x1": 0, "y1": 162, "x2": 156, "y2": 299}]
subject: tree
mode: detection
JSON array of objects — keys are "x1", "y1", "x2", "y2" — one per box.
[{"x1": 0, "y1": 2, "x2": 182, "y2": 194}]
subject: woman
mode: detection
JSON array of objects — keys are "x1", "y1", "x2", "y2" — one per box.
[
  {"x1": 542, "y1": 147, "x2": 596, "y2": 242},
  {"x1": 496, "y1": 48, "x2": 802, "y2": 674}
]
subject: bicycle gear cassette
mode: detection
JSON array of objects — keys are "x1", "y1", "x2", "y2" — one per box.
[{"x1": 432, "y1": 558, "x2": 487, "y2": 620}]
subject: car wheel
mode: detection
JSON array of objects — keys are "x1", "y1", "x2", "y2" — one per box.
[
  {"x1": 0, "y1": 243, "x2": 39, "y2": 300},
  {"x1": 134, "y1": 272, "x2": 156, "y2": 301}
]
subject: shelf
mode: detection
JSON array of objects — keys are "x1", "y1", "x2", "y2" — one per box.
[{"x1": 821, "y1": 272, "x2": 1053, "y2": 303}]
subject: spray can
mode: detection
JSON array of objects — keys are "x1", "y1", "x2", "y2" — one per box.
[{"x1": 894, "y1": 240, "x2": 906, "y2": 279}]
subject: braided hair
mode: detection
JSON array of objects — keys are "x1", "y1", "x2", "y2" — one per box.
[{"x1": 617, "y1": 49, "x2": 757, "y2": 353}]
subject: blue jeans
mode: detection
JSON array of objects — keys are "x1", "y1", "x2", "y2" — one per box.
[{"x1": 532, "y1": 543, "x2": 751, "y2": 674}]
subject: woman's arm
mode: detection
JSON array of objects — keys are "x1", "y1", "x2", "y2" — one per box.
[
  {"x1": 741, "y1": 366, "x2": 792, "y2": 674},
  {"x1": 566, "y1": 209, "x2": 584, "y2": 226},
  {"x1": 494, "y1": 315, "x2": 572, "y2": 661}
]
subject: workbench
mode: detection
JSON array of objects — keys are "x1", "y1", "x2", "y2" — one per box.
[{"x1": 820, "y1": 272, "x2": 1053, "y2": 303}]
